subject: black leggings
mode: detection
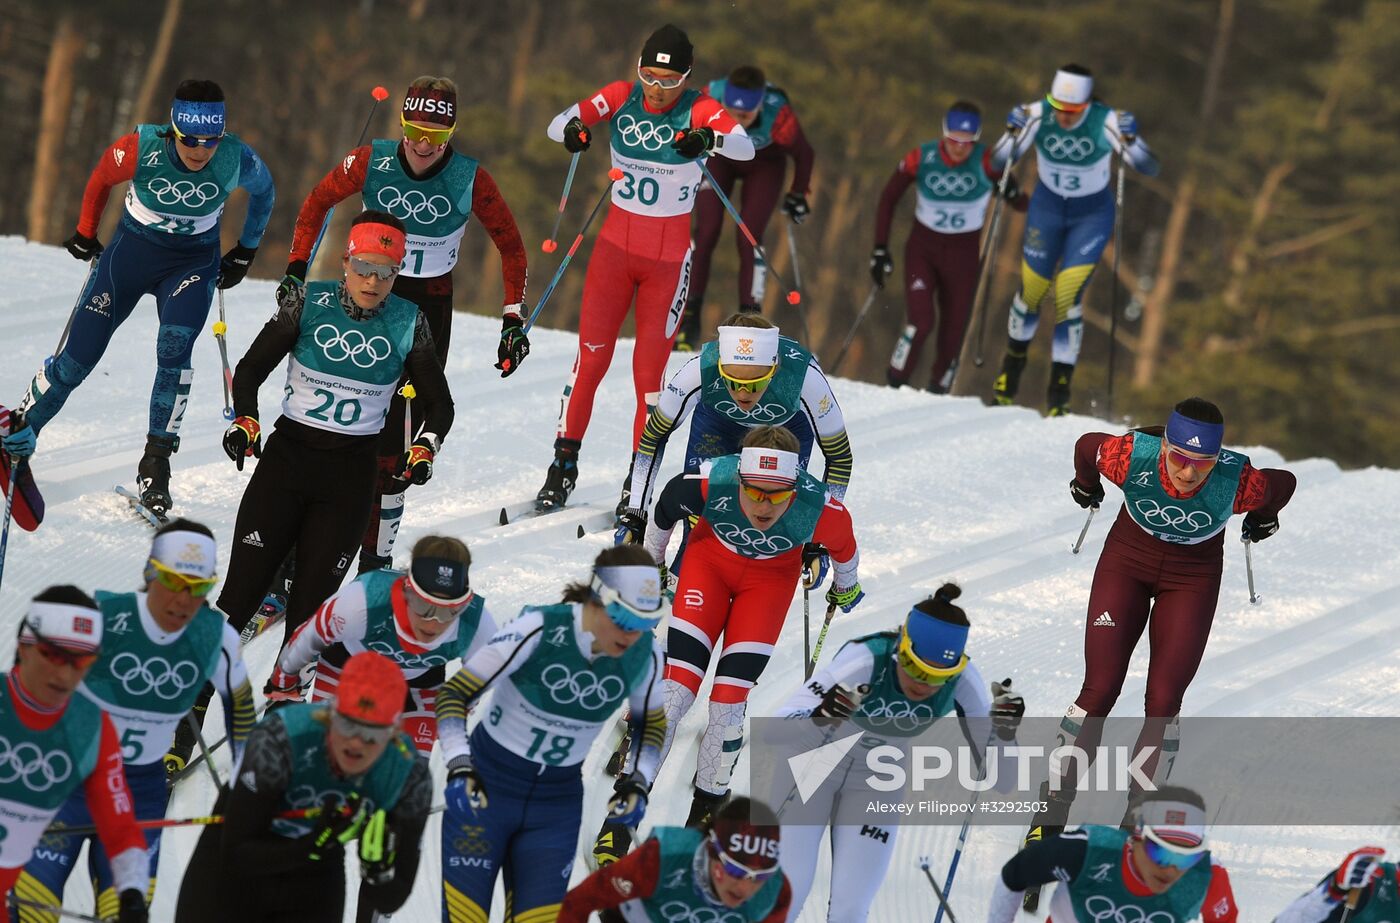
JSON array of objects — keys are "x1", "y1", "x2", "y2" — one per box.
[{"x1": 174, "y1": 820, "x2": 345, "y2": 923}]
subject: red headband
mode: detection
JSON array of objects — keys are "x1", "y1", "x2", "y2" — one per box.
[
  {"x1": 402, "y1": 87, "x2": 456, "y2": 128},
  {"x1": 346, "y1": 222, "x2": 406, "y2": 264}
]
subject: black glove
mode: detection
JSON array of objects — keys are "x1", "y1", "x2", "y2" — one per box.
[
  {"x1": 359, "y1": 809, "x2": 398, "y2": 887},
  {"x1": 990, "y1": 678, "x2": 1024, "y2": 741},
  {"x1": 614, "y1": 508, "x2": 647, "y2": 545},
  {"x1": 1242, "y1": 512, "x2": 1279, "y2": 543},
  {"x1": 801, "y1": 542, "x2": 829, "y2": 590},
  {"x1": 276, "y1": 262, "x2": 307, "y2": 313},
  {"x1": 63, "y1": 232, "x2": 103, "y2": 262},
  {"x1": 1000, "y1": 174, "x2": 1022, "y2": 203},
  {"x1": 606, "y1": 771, "x2": 650, "y2": 827},
  {"x1": 782, "y1": 192, "x2": 811, "y2": 224},
  {"x1": 222, "y1": 416, "x2": 262, "y2": 471},
  {"x1": 398, "y1": 436, "x2": 437, "y2": 486},
  {"x1": 671, "y1": 127, "x2": 716, "y2": 160},
  {"x1": 306, "y1": 792, "x2": 367, "y2": 861},
  {"x1": 117, "y1": 888, "x2": 148, "y2": 923},
  {"x1": 563, "y1": 116, "x2": 592, "y2": 153},
  {"x1": 495, "y1": 313, "x2": 530, "y2": 377},
  {"x1": 811, "y1": 681, "x2": 864, "y2": 722},
  {"x1": 1069, "y1": 478, "x2": 1105, "y2": 509},
  {"x1": 218, "y1": 244, "x2": 258, "y2": 289},
  {"x1": 869, "y1": 245, "x2": 893, "y2": 288}
]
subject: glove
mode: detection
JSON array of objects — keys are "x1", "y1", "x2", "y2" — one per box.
[
  {"x1": 1000, "y1": 174, "x2": 1022, "y2": 203},
  {"x1": 445, "y1": 762, "x2": 489, "y2": 814},
  {"x1": 2, "y1": 424, "x2": 36, "y2": 459},
  {"x1": 801, "y1": 543, "x2": 829, "y2": 590},
  {"x1": 825, "y1": 582, "x2": 865, "y2": 614},
  {"x1": 811, "y1": 682, "x2": 866, "y2": 723},
  {"x1": 671, "y1": 127, "x2": 716, "y2": 160},
  {"x1": 781, "y1": 192, "x2": 810, "y2": 224},
  {"x1": 263, "y1": 670, "x2": 307, "y2": 713},
  {"x1": 218, "y1": 244, "x2": 258, "y2": 289},
  {"x1": 495, "y1": 312, "x2": 530, "y2": 377},
  {"x1": 397, "y1": 436, "x2": 436, "y2": 486},
  {"x1": 359, "y1": 809, "x2": 398, "y2": 887},
  {"x1": 117, "y1": 888, "x2": 148, "y2": 923},
  {"x1": 1330, "y1": 846, "x2": 1386, "y2": 900},
  {"x1": 63, "y1": 232, "x2": 103, "y2": 262},
  {"x1": 1242, "y1": 512, "x2": 1279, "y2": 543},
  {"x1": 869, "y1": 245, "x2": 893, "y2": 288},
  {"x1": 563, "y1": 116, "x2": 592, "y2": 153},
  {"x1": 1069, "y1": 478, "x2": 1104, "y2": 509},
  {"x1": 614, "y1": 508, "x2": 647, "y2": 546},
  {"x1": 1117, "y1": 110, "x2": 1139, "y2": 144},
  {"x1": 607, "y1": 771, "x2": 650, "y2": 828},
  {"x1": 990, "y1": 678, "x2": 1025, "y2": 741},
  {"x1": 1007, "y1": 105, "x2": 1031, "y2": 133},
  {"x1": 222, "y1": 416, "x2": 262, "y2": 471},
  {"x1": 306, "y1": 792, "x2": 368, "y2": 861}
]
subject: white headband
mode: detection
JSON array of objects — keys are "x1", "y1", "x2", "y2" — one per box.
[
  {"x1": 150, "y1": 530, "x2": 218, "y2": 580},
  {"x1": 23, "y1": 600, "x2": 103, "y2": 653},
  {"x1": 717, "y1": 326, "x2": 779, "y2": 368},
  {"x1": 1139, "y1": 799, "x2": 1208, "y2": 851},
  {"x1": 739, "y1": 446, "x2": 799, "y2": 486},
  {"x1": 595, "y1": 565, "x2": 664, "y2": 614},
  {"x1": 1050, "y1": 70, "x2": 1093, "y2": 106}
]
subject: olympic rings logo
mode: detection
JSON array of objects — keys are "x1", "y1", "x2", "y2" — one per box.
[
  {"x1": 146, "y1": 177, "x2": 221, "y2": 207},
  {"x1": 375, "y1": 186, "x2": 453, "y2": 222},
  {"x1": 0, "y1": 738, "x2": 73, "y2": 792},
  {"x1": 657, "y1": 901, "x2": 744, "y2": 923},
  {"x1": 313, "y1": 324, "x2": 392, "y2": 368},
  {"x1": 540, "y1": 663, "x2": 626, "y2": 710},
  {"x1": 1084, "y1": 896, "x2": 1175, "y2": 923},
  {"x1": 923, "y1": 173, "x2": 977, "y2": 197},
  {"x1": 712, "y1": 400, "x2": 788, "y2": 423},
  {"x1": 1041, "y1": 135, "x2": 1096, "y2": 161},
  {"x1": 1133, "y1": 500, "x2": 1215, "y2": 533},
  {"x1": 285, "y1": 785, "x2": 358, "y2": 814},
  {"x1": 860, "y1": 698, "x2": 937, "y2": 733},
  {"x1": 712, "y1": 522, "x2": 795, "y2": 556},
  {"x1": 109, "y1": 652, "x2": 201, "y2": 700},
  {"x1": 615, "y1": 114, "x2": 675, "y2": 151},
  {"x1": 365, "y1": 639, "x2": 449, "y2": 670}
]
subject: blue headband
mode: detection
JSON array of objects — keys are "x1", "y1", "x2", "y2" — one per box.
[
  {"x1": 722, "y1": 83, "x2": 765, "y2": 112},
  {"x1": 1164, "y1": 411, "x2": 1224, "y2": 456},
  {"x1": 904, "y1": 607, "x2": 969, "y2": 669},
  {"x1": 171, "y1": 99, "x2": 225, "y2": 137},
  {"x1": 944, "y1": 108, "x2": 981, "y2": 139}
]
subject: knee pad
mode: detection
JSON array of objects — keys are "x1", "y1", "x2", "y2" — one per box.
[
  {"x1": 1052, "y1": 302, "x2": 1085, "y2": 365},
  {"x1": 47, "y1": 352, "x2": 94, "y2": 389},
  {"x1": 1006, "y1": 293, "x2": 1040, "y2": 344}
]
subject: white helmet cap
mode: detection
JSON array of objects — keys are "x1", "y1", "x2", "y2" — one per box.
[{"x1": 21, "y1": 597, "x2": 103, "y2": 654}]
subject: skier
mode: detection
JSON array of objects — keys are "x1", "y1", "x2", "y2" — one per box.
[
  {"x1": 173, "y1": 651, "x2": 431, "y2": 923},
  {"x1": 871, "y1": 100, "x2": 1026, "y2": 392},
  {"x1": 435, "y1": 545, "x2": 668, "y2": 923},
  {"x1": 1022, "y1": 398, "x2": 1296, "y2": 866},
  {"x1": 987, "y1": 64, "x2": 1159, "y2": 415},
  {"x1": 535, "y1": 23, "x2": 756, "y2": 511},
  {"x1": 262, "y1": 533, "x2": 496, "y2": 757},
  {"x1": 16, "y1": 519, "x2": 255, "y2": 917},
  {"x1": 620, "y1": 425, "x2": 862, "y2": 843},
  {"x1": 677, "y1": 65, "x2": 814, "y2": 348},
  {"x1": 1276, "y1": 846, "x2": 1396, "y2": 922},
  {"x1": 2, "y1": 79, "x2": 275, "y2": 518},
  {"x1": 988, "y1": 787, "x2": 1238, "y2": 922},
  {"x1": 617, "y1": 315, "x2": 852, "y2": 542},
  {"x1": 283, "y1": 75, "x2": 528, "y2": 572},
  {"x1": 0, "y1": 587, "x2": 148, "y2": 922},
  {"x1": 773, "y1": 585, "x2": 1025, "y2": 922},
  {"x1": 559, "y1": 797, "x2": 792, "y2": 923}
]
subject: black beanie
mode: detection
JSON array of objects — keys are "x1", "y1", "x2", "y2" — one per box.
[{"x1": 640, "y1": 24, "x2": 693, "y2": 73}]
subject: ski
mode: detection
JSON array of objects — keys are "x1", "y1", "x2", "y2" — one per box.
[
  {"x1": 114, "y1": 485, "x2": 167, "y2": 528},
  {"x1": 576, "y1": 511, "x2": 621, "y2": 539},
  {"x1": 238, "y1": 607, "x2": 285, "y2": 645}
]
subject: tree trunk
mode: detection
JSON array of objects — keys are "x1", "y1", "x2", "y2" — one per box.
[
  {"x1": 130, "y1": 0, "x2": 183, "y2": 124},
  {"x1": 27, "y1": 14, "x2": 83, "y2": 244}
]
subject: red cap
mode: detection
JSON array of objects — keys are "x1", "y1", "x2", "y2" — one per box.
[
  {"x1": 346, "y1": 221, "x2": 406, "y2": 265},
  {"x1": 334, "y1": 651, "x2": 407, "y2": 725},
  {"x1": 711, "y1": 801, "x2": 781, "y2": 871}
]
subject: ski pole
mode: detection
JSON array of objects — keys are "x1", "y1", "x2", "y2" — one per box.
[
  {"x1": 1072, "y1": 505, "x2": 1099, "y2": 555},
  {"x1": 1105, "y1": 151, "x2": 1126, "y2": 419},
  {"x1": 1340, "y1": 886, "x2": 1363, "y2": 922},
  {"x1": 523, "y1": 168, "x2": 624, "y2": 334},
  {"x1": 784, "y1": 223, "x2": 811, "y2": 342},
  {"x1": 7, "y1": 894, "x2": 107, "y2": 923},
  {"x1": 830, "y1": 285, "x2": 880, "y2": 375},
  {"x1": 929, "y1": 698, "x2": 1005, "y2": 923},
  {"x1": 307, "y1": 85, "x2": 391, "y2": 270},
  {"x1": 542, "y1": 150, "x2": 582, "y2": 253},
  {"x1": 213, "y1": 287, "x2": 234, "y2": 420},
  {"x1": 400, "y1": 382, "x2": 417, "y2": 453},
  {"x1": 1242, "y1": 534, "x2": 1260, "y2": 604},
  {"x1": 971, "y1": 114, "x2": 1040, "y2": 368},
  {"x1": 185, "y1": 710, "x2": 224, "y2": 790},
  {"x1": 919, "y1": 856, "x2": 961, "y2": 923},
  {"x1": 44, "y1": 805, "x2": 322, "y2": 839},
  {"x1": 803, "y1": 583, "x2": 812, "y2": 679},
  {"x1": 0, "y1": 411, "x2": 28, "y2": 590},
  {"x1": 808, "y1": 603, "x2": 837, "y2": 676},
  {"x1": 692, "y1": 155, "x2": 800, "y2": 309}
]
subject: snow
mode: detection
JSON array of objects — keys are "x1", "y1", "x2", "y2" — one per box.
[{"x1": 2, "y1": 235, "x2": 1398, "y2": 920}]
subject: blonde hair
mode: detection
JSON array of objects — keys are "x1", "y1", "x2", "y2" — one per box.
[
  {"x1": 411, "y1": 534, "x2": 471, "y2": 567},
  {"x1": 720, "y1": 312, "x2": 775, "y2": 330},
  {"x1": 741, "y1": 424, "x2": 800, "y2": 454},
  {"x1": 408, "y1": 75, "x2": 458, "y2": 95}
]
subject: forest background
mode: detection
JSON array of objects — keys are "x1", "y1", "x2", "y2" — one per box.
[{"x1": 1, "y1": 0, "x2": 1395, "y2": 466}]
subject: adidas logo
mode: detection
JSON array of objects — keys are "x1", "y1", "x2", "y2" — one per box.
[
  {"x1": 241, "y1": 531, "x2": 265, "y2": 547},
  {"x1": 1093, "y1": 611, "x2": 1115, "y2": 627},
  {"x1": 1186, "y1": 435, "x2": 1202, "y2": 448}
]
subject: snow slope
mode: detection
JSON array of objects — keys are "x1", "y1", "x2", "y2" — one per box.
[{"x1": 1, "y1": 236, "x2": 1397, "y2": 920}]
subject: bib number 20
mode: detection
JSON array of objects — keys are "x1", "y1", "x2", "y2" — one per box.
[{"x1": 307, "y1": 389, "x2": 363, "y2": 427}]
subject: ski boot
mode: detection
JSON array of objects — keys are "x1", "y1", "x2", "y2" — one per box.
[
  {"x1": 137, "y1": 435, "x2": 177, "y2": 521},
  {"x1": 1020, "y1": 781, "x2": 1075, "y2": 911},
  {"x1": 615, "y1": 471, "x2": 634, "y2": 521},
  {"x1": 592, "y1": 821, "x2": 634, "y2": 867},
  {"x1": 535, "y1": 439, "x2": 580, "y2": 513},
  {"x1": 685, "y1": 786, "x2": 729, "y2": 829},
  {"x1": 886, "y1": 369, "x2": 905, "y2": 389},
  {"x1": 992, "y1": 344, "x2": 1028, "y2": 407},
  {"x1": 1047, "y1": 362, "x2": 1075, "y2": 417}
]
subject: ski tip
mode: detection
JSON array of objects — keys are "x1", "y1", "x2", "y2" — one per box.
[
  {"x1": 498, "y1": 507, "x2": 509, "y2": 526},
  {"x1": 577, "y1": 524, "x2": 586, "y2": 539}
]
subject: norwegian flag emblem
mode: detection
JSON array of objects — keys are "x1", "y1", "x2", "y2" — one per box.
[
  {"x1": 760, "y1": 455, "x2": 778, "y2": 470},
  {"x1": 1165, "y1": 809, "x2": 1186, "y2": 824}
]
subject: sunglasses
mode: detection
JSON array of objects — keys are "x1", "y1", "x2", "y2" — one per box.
[
  {"x1": 1045, "y1": 94, "x2": 1089, "y2": 114},
  {"x1": 21, "y1": 622, "x2": 100, "y2": 670},
  {"x1": 895, "y1": 629, "x2": 967, "y2": 686},
  {"x1": 401, "y1": 116, "x2": 455, "y2": 146},
  {"x1": 349, "y1": 256, "x2": 400, "y2": 281},
  {"x1": 405, "y1": 579, "x2": 472, "y2": 624},
  {"x1": 738, "y1": 479, "x2": 796, "y2": 506},
  {"x1": 1141, "y1": 831, "x2": 1207, "y2": 870},
  {"x1": 590, "y1": 575, "x2": 663, "y2": 632},
  {"x1": 329, "y1": 710, "x2": 397, "y2": 746},
  {"x1": 637, "y1": 63, "x2": 690, "y2": 90},
  {"x1": 148, "y1": 558, "x2": 218, "y2": 598},
  {"x1": 171, "y1": 123, "x2": 224, "y2": 148},
  {"x1": 718, "y1": 363, "x2": 776, "y2": 394},
  {"x1": 1164, "y1": 445, "x2": 1218, "y2": 471},
  {"x1": 709, "y1": 833, "x2": 778, "y2": 882}
]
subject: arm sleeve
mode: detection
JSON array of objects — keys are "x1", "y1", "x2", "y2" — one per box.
[
  {"x1": 557, "y1": 838, "x2": 662, "y2": 922},
  {"x1": 287, "y1": 146, "x2": 369, "y2": 265},
  {"x1": 1203, "y1": 863, "x2": 1240, "y2": 923},
  {"x1": 359, "y1": 758, "x2": 433, "y2": 914},
  {"x1": 403, "y1": 314, "x2": 455, "y2": 441},
  {"x1": 770, "y1": 104, "x2": 814, "y2": 195},
  {"x1": 436, "y1": 613, "x2": 545, "y2": 765},
  {"x1": 873, "y1": 151, "x2": 919, "y2": 246},
  {"x1": 209, "y1": 622, "x2": 256, "y2": 762},
  {"x1": 1075, "y1": 431, "x2": 1127, "y2": 487},
  {"x1": 630, "y1": 357, "x2": 704, "y2": 512},
  {"x1": 800, "y1": 363, "x2": 852, "y2": 501},
  {"x1": 774, "y1": 641, "x2": 876, "y2": 718},
  {"x1": 692, "y1": 96, "x2": 755, "y2": 161},
  {"x1": 471, "y1": 167, "x2": 528, "y2": 311},
  {"x1": 1104, "y1": 109, "x2": 1160, "y2": 177},
  {"x1": 87, "y1": 715, "x2": 148, "y2": 893},
  {"x1": 276, "y1": 580, "x2": 368, "y2": 679},
  {"x1": 989, "y1": 104, "x2": 1043, "y2": 172},
  {"x1": 231, "y1": 293, "x2": 302, "y2": 419},
  {"x1": 998, "y1": 828, "x2": 1090, "y2": 891},
  {"x1": 762, "y1": 877, "x2": 793, "y2": 923},
  {"x1": 812, "y1": 499, "x2": 859, "y2": 587},
  {"x1": 235, "y1": 145, "x2": 277, "y2": 248},
  {"x1": 625, "y1": 647, "x2": 668, "y2": 786},
  {"x1": 549, "y1": 81, "x2": 633, "y2": 138},
  {"x1": 1233, "y1": 465, "x2": 1296, "y2": 517},
  {"x1": 76, "y1": 134, "x2": 139, "y2": 238},
  {"x1": 219, "y1": 717, "x2": 318, "y2": 872}
]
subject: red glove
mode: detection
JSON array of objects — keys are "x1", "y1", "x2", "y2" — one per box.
[
  {"x1": 1330, "y1": 846, "x2": 1386, "y2": 900},
  {"x1": 398, "y1": 437, "x2": 436, "y2": 486},
  {"x1": 222, "y1": 416, "x2": 262, "y2": 471}
]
